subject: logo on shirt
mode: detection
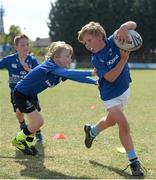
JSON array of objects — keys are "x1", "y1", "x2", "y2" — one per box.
[
  {"x1": 99, "y1": 59, "x2": 105, "y2": 63},
  {"x1": 20, "y1": 71, "x2": 27, "y2": 75},
  {"x1": 107, "y1": 54, "x2": 119, "y2": 66},
  {"x1": 11, "y1": 64, "x2": 17, "y2": 69},
  {"x1": 109, "y1": 48, "x2": 113, "y2": 56},
  {"x1": 45, "y1": 80, "x2": 54, "y2": 88}
]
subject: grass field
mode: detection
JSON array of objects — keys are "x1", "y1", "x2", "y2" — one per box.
[{"x1": 0, "y1": 69, "x2": 156, "y2": 179}]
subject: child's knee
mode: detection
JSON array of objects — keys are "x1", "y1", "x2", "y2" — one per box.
[
  {"x1": 107, "y1": 118, "x2": 117, "y2": 127},
  {"x1": 38, "y1": 118, "x2": 44, "y2": 127},
  {"x1": 110, "y1": 121, "x2": 117, "y2": 127}
]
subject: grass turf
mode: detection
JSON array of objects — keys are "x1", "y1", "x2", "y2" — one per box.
[{"x1": 0, "y1": 69, "x2": 156, "y2": 179}]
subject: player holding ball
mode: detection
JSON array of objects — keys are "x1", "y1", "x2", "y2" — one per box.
[{"x1": 78, "y1": 21, "x2": 144, "y2": 177}]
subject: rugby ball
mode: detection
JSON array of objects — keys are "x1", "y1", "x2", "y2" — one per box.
[{"x1": 113, "y1": 29, "x2": 143, "y2": 51}]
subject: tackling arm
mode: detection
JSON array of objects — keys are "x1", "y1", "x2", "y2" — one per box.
[{"x1": 53, "y1": 68, "x2": 97, "y2": 85}]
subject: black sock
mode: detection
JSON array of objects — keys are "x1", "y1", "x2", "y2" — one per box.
[
  {"x1": 20, "y1": 120, "x2": 26, "y2": 124},
  {"x1": 36, "y1": 130, "x2": 41, "y2": 134},
  {"x1": 23, "y1": 126, "x2": 32, "y2": 136}
]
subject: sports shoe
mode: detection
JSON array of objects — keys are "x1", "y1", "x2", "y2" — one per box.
[
  {"x1": 36, "y1": 131, "x2": 43, "y2": 143},
  {"x1": 30, "y1": 145, "x2": 39, "y2": 156},
  {"x1": 12, "y1": 138, "x2": 34, "y2": 155},
  {"x1": 84, "y1": 124, "x2": 95, "y2": 148},
  {"x1": 20, "y1": 123, "x2": 27, "y2": 130},
  {"x1": 130, "y1": 161, "x2": 144, "y2": 176}
]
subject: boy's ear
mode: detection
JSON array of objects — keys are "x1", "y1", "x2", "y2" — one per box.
[{"x1": 54, "y1": 54, "x2": 59, "y2": 59}]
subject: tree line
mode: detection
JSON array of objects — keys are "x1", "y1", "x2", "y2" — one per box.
[
  {"x1": 48, "y1": 0, "x2": 156, "y2": 63},
  {"x1": 1, "y1": 0, "x2": 156, "y2": 63}
]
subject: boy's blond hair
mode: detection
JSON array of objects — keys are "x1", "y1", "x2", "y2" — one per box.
[
  {"x1": 14, "y1": 34, "x2": 29, "y2": 46},
  {"x1": 78, "y1": 21, "x2": 106, "y2": 43},
  {"x1": 46, "y1": 41, "x2": 73, "y2": 59}
]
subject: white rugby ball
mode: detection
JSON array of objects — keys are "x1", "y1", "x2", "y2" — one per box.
[{"x1": 113, "y1": 29, "x2": 143, "y2": 51}]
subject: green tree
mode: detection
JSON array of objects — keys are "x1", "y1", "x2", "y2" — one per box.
[
  {"x1": 131, "y1": 0, "x2": 156, "y2": 51},
  {"x1": 48, "y1": 0, "x2": 137, "y2": 57},
  {"x1": 48, "y1": 0, "x2": 94, "y2": 58},
  {"x1": 5, "y1": 25, "x2": 21, "y2": 48},
  {"x1": 48, "y1": 0, "x2": 156, "y2": 63}
]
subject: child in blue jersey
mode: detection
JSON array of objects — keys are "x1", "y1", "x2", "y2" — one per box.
[
  {"x1": 12, "y1": 41, "x2": 97, "y2": 156},
  {"x1": 0, "y1": 34, "x2": 43, "y2": 143},
  {"x1": 78, "y1": 21, "x2": 144, "y2": 176}
]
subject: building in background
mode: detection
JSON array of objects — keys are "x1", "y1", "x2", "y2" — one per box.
[{"x1": 33, "y1": 37, "x2": 51, "y2": 48}]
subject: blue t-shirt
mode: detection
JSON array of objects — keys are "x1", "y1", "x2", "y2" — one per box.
[
  {"x1": 0, "y1": 53, "x2": 39, "y2": 92},
  {"x1": 15, "y1": 59, "x2": 96, "y2": 98},
  {"x1": 91, "y1": 35, "x2": 131, "y2": 101}
]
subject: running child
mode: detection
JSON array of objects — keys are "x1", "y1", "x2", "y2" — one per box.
[
  {"x1": 12, "y1": 41, "x2": 97, "y2": 156},
  {"x1": 78, "y1": 21, "x2": 144, "y2": 177},
  {"x1": 0, "y1": 34, "x2": 43, "y2": 143}
]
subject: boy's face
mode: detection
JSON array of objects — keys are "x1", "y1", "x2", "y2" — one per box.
[
  {"x1": 82, "y1": 33, "x2": 104, "y2": 53},
  {"x1": 55, "y1": 49, "x2": 72, "y2": 68},
  {"x1": 15, "y1": 38, "x2": 29, "y2": 56}
]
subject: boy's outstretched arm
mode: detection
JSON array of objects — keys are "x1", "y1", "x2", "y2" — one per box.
[{"x1": 53, "y1": 68, "x2": 97, "y2": 85}]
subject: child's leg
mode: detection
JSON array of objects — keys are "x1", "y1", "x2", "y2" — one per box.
[
  {"x1": 108, "y1": 105, "x2": 134, "y2": 151},
  {"x1": 87, "y1": 113, "x2": 116, "y2": 139},
  {"x1": 15, "y1": 110, "x2": 44, "y2": 144},
  {"x1": 26, "y1": 114, "x2": 43, "y2": 143},
  {"x1": 15, "y1": 109, "x2": 27, "y2": 130},
  {"x1": 108, "y1": 105, "x2": 144, "y2": 176},
  {"x1": 95, "y1": 113, "x2": 116, "y2": 131},
  {"x1": 84, "y1": 113, "x2": 117, "y2": 148},
  {"x1": 90, "y1": 105, "x2": 134, "y2": 151},
  {"x1": 15, "y1": 109, "x2": 24, "y2": 123},
  {"x1": 13, "y1": 110, "x2": 43, "y2": 155},
  {"x1": 25, "y1": 110, "x2": 44, "y2": 134}
]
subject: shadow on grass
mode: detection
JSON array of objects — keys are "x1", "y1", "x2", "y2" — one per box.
[
  {"x1": 89, "y1": 160, "x2": 144, "y2": 179},
  {"x1": 14, "y1": 143, "x2": 89, "y2": 179}
]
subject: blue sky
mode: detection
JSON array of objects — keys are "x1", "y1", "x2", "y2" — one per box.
[{"x1": 2, "y1": 0, "x2": 56, "y2": 40}]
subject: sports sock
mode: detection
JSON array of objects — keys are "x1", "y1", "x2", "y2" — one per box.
[
  {"x1": 127, "y1": 149, "x2": 138, "y2": 163},
  {"x1": 19, "y1": 120, "x2": 26, "y2": 124},
  {"x1": 36, "y1": 130, "x2": 41, "y2": 134},
  {"x1": 16, "y1": 127, "x2": 32, "y2": 141},
  {"x1": 90, "y1": 125, "x2": 100, "y2": 137},
  {"x1": 19, "y1": 120, "x2": 27, "y2": 130}
]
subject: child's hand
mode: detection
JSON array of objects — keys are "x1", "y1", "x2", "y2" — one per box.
[
  {"x1": 92, "y1": 68, "x2": 97, "y2": 76},
  {"x1": 22, "y1": 63, "x2": 32, "y2": 72},
  {"x1": 115, "y1": 26, "x2": 128, "y2": 44}
]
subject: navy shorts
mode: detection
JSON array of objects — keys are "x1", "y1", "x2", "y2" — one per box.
[{"x1": 13, "y1": 90, "x2": 41, "y2": 113}]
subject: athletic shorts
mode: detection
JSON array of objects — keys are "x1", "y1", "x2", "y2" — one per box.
[
  {"x1": 13, "y1": 90, "x2": 41, "y2": 113},
  {"x1": 11, "y1": 92, "x2": 18, "y2": 112},
  {"x1": 102, "y1": 88, "x2": 130, "y2": 110}
]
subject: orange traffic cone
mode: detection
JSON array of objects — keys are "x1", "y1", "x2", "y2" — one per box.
[
  {"x1": 90, "y1": 104, "x2": 96, "y2": 110},
  {"x1": 53, "y1": 133, "x2": 65, "y2": 139}
]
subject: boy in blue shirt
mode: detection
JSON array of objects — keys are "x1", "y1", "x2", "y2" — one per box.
[
  {"x1": 12, "y1": 41, "x2": 97, "y2": 156},
  {"x1": 0, "y1": 34, "x2": 43, "y2": 143},
  {"x1": 78, "y1": 21, "x2": 144, "y2": 176}
]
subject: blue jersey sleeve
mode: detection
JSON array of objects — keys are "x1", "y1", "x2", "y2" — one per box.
[
  {"x1": 0, "y1": 57, "x2": 9, "y2": 69},
  {"x1": 53, "y1": 68, "x2": 97, "y2": 85}
]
